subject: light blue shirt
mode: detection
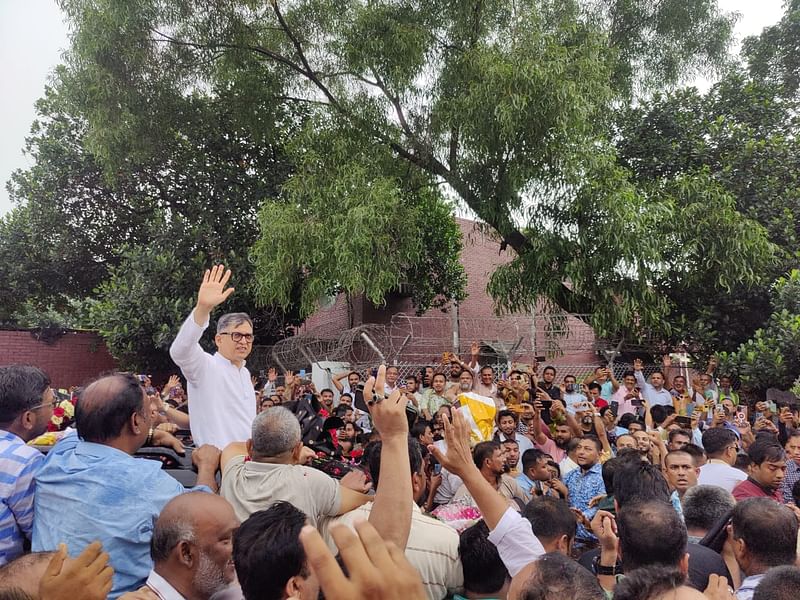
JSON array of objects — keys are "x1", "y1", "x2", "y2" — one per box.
[
  {"x1": 0, "y1": 430, "x2": 44, "y2": 565},
  {"x1": 32, "y1": 432, "x2": 202, "y2": 598},
  {"x1": 634, "y1": 371, "x2": 673, "y2": 407},
  {"x1": 564, "y1": 462, "x2": 605, "y2": 541}
]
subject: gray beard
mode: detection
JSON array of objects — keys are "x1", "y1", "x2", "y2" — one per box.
[{"x1": 193, "y1": 550, "x2": 229, "y2": 599}]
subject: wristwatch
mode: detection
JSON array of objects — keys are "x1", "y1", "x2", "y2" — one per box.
[{"x1": 592, "y1": 555, "x2": 620, "y2": 576}]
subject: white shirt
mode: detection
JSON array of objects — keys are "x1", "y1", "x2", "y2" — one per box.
[
  {"x1": 736, "y1": 573, "x2": 763, "y2": 600},
  {"x1": 146, "y1": 569, "x2": 186, "y2": 600},
  {"x1": 698, "y1": 460, "x2": 747, "y2": 493},
  {"x1": 487, "y1": 507, "x2": 546, "y2": 577},
  {"x1": 169, "y1": 311, "x2": 256, "y2": 448}
]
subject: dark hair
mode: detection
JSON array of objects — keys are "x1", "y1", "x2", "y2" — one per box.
[
  {"x1": 588, "y1": 382, "x2": 601, "y2": 393},
  {"x1": 747, "y1": 437, "x2": 786, "y2": 466},
  {"x1": 682, "y1": 485, "x2": 735, "y2": 533},
  {"x1": 618, "y1": 501, "x2": 687, "y2": 571},
  {"x1": 701, "y1": 427, "x2": 738, "y2": 457},
  {"x1": 612, "y1": 566, "x2": 686, "y2": 600},
  {"x1": 0, "y1": 589, "x2": 34, "y2": 600},
  {"x1": 522, "y1": 497, "x2": 576, "y2": 543},
  {"x1": 340, "y1": 392, "x2": 352, "y2": 401},
  {"x1": 365, "y1": 437, "x2": 423, "y2": 488},
  {"x1": 731, "y1": 498, "x2": 798, "y2": 567},
  {"x1": 320, "y1": 388, "x2": 334, "y2": 396},
  {"x1": 497, "y1": 409, "x2": 518, "y2": 424},
  {"x1": 734, "y1": 453, "x2": 752, "y2": 472},
  {"x1": 233, "y1": 502, "x2": 308, "y2": 600},
  {"x1": 432, "y1": 372, "x2": 447, "y2": 383},
  {"x1": 682, "y1": 443, "x2": 706, "y2": 466},
  {"x1": 473, "y1": 441, "x2": 502, "y2": 470},
  {"x1": 601, "y1": 457, "x2": 621, "y2": 494},
  {"x1": 621, "y1": 370, "x2": 635, "y2": 379},
  {"x1": 515, "y1": 552, "x2": 605, "y2": 600},
  {"x1": 793, "y1": 478, "x2": 800, "y2": 505},
  {"x1": 617, "y1": 413, "x2": 637, "y2": 429},
  {"x1": 667, "y1": 428, "x2": 692, "y2": 443},
  {"x1": 580, "y1": 435, "x2": 603, "y2": 452},
  {"x1": 543, "y1": 366, "x2": 556, "y2": 376},
  {"x1": 0, "y1": 365, "x2": 51, "y2": 424},
  {"x1": 650, "y1": 405, "x2": 667, "y2": 425},
  {"x1": 76, "y1": 373, "x2": 145, "y2": 443},
  {"x1": 410, "y1": 420, "x2": 432, "y2": 440},
  {"x1": 521, "y1": 448, "x2": 549, "y2": 472},
  {"x1": 613, "y1": 462, "x2": 670, "y2": 508},
  {"x1": 459, "y1": 521, "x2": 509, "y2": 595},
  {"x1": 752, "y1": 565, "x2": 800, "y2": 600}
]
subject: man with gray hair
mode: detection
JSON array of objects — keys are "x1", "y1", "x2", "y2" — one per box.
[
  {"x1": 145, "y1": 493, "x2": 240, "y2": 599},
  {"x1": 681, "y1": 485, "x2": 735, "y2": 544},
  {"x1": 170, "y1": 265, "x2": 256, "y2": 448},
  {"x1": 220, "y1": 406, "x2": 371, "y2": 525}
]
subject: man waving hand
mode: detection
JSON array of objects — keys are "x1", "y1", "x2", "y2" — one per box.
[{"x1": 170, "y1": 265, "x2": 255, "y2": 448}]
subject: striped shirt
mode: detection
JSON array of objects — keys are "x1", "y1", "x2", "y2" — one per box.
[{"x1": 0, "y1": 429, "x2": 44, "y2": 565}]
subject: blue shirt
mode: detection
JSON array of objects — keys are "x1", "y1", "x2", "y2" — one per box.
[
  {"x1": 0, "y1": 430, "x2": 44, "y2": 566},
  {"x1": 32, "y1": 433, "x2": 196, "y2": 598},
  {"x1": 564, "y1": 462, "x2": 605, "y2": 540}
]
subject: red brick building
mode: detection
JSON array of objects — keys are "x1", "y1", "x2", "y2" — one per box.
[{"x1": 299, "y1": 219, "x2": 599, "y2": 370}]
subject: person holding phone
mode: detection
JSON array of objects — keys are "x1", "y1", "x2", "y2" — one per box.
[
  {"x1": 610, "y1": 371, "x2": 641, "y2": 417},
  {"x1": 632, "y1": 359, "x2": 673, "y2": 408}
]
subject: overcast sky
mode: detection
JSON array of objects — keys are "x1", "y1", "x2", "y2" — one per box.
[{"x1": 0, "y1": 0, "x2": 788, "y2": 216}]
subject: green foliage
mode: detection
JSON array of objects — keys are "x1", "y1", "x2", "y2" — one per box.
[
  {"x1": 53, "y1": 0, "x2": 755, "y2": 341},
  {"x1": 719, "y1": 270, "x2": 800, "y2": 392},
  {"x1": 4, "y1": 72, "x2": 301, "y2": 368},
  {"x1": 251, "y1": 120, "x2": 467, "y2": 318},
  {"x1": 86, "y1": 246, "x2": 201, "y2": 371}
]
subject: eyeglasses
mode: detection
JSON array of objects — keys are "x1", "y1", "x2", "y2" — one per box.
[
  {"x1": 29, "y1": 399, "x2": 56, "y2": 411},
  {"x1": 219, "y1": 332, "x2": 254, "y2": 343}
]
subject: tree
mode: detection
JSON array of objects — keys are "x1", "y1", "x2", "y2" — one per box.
[
  {"x1": 612, "y1": 2, "x2": 800, "y2": 356},
  {"x1": 718, "y1": 270, "x2": 800, "y2": 393},
  {"x1": 4, "y1": 73, "x2": 303, "y2": 367},
  {"x1": 55, "y1": 0, "x2": 772, "y2": 338}
]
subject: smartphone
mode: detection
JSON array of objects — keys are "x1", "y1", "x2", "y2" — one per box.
[
  {"x1": 540, "y1": 399, "x2": 553, "y2": 411},
  {"x1": 138, "y1": 374, "x2": 147, "y2": 383},
  {"x1": 299, "y1": 369, "x2": 306, "y2": 378},
  {"x1": 631, "y1": 397, "x2": 643, "y2": 407},
  {"x1": 675, "y1": 415, "x2": 692, "y2": 428},
  {"x1": 371, "y1": 368, "x2": 378, "y2": 378}
]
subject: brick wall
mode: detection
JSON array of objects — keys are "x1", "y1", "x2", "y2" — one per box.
[
  {"x1": 301, "y1": 218, "x2": 599, "y2": 365},
  {"x1": 0, "y1": 330, "x2": 117, "y2": 389}
]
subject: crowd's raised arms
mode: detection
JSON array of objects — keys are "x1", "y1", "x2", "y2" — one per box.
[{"x1": 3, "y1": 266, "x2": 800, "y2": 600}]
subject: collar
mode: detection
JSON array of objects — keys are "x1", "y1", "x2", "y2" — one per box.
[
  {"x1": 147, "y1": 569, "x2": 187, "y2": 600},
  {"x1": 578, "y1": 462, "x2": 602, "y2": 475},
  {"x1": 74, "y1": 440, "x2": 133, "y2": 460},
  {"x1": 739, "y1": 573, "x2": 764, "y2": 590},
  {"x1": 745, "y1": 477, "x2": 779, "y2": 497},
  {"x1": 0, "y1": 429, "x2": 24, "y2": 444},
  {"x1": 212, "y1": 351, "x2": 247, "y2": 370}
]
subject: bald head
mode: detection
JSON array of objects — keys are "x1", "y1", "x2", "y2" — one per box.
[
  {"x1": 150, "y1": 493, "x2": 239, "y2": 599},
  {"x1": 0, "y1": 552, "x2": 56, "y2": 598},
  {"x1": 151, "y1": 493, "x2": 239, "y2": 564},
  {"x1": 76, "y1": 373, "x2": 146, "y2": 443}
]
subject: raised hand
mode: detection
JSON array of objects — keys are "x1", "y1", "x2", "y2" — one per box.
[
  {"x1": 662, "y1": 354, "x2": 672, "y2": 368},
  {"x1": 268, "y1": 367, "x2": 278, "y2": 382},
  {"x1": 427, "y1": 410, "x2": 474, "y2": 478},
  {"x1": 470, "y1": 341, "x2": 479, "y2": 356},
  {"x1": 632, "y1": 358, "x2": 643, "y2": 371},
  {"x1": 163, "y1": 374, "x2": 180, "y2": 392},
  {"x1": 363, "y1": 365, "x2": 408, "y2": 439},
  {"x1": 40, "y1": 542, "x2": 114, "y2": 600},
  {"x1": 298, "y1": 521, "x2": 426, "y2": 600},
  {"x1": 196, "y1": 264, "x2": 234, "y2": 311}
]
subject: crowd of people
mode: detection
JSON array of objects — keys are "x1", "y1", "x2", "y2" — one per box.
[{"x1": 2, "y1": 265, "x2": 800, "y2": 600}]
